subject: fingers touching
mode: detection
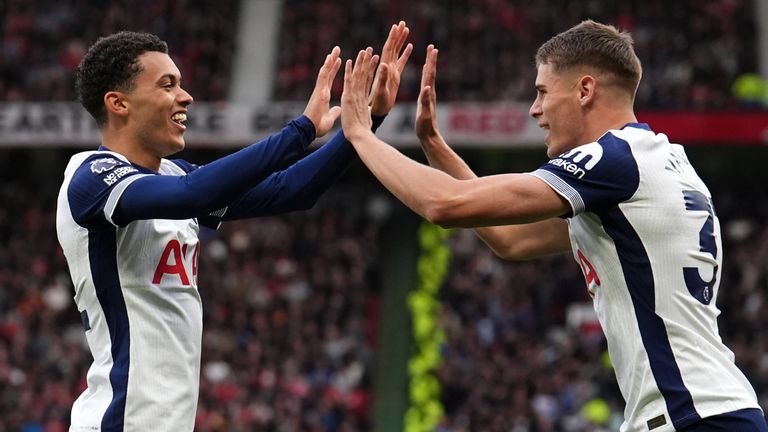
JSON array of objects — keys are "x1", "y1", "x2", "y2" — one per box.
[{"x1": 317, "y1": 46, "x2": 342, "y2": 90}]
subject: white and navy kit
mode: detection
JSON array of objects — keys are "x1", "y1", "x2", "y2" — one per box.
[
  {"x1": 56, "y1": 116, "x2": 366, "y2": 432},
  {"x1": 529, "y1": 124, "x2": 761, "y2": 432}
]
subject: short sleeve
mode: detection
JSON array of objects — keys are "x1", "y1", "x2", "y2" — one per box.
[
  {"x1": 528, "y1": 133, "x2": 640, "y2": 217},
  {"x1": 67, "y1": 154, "x2": 145, "y2": 228}
]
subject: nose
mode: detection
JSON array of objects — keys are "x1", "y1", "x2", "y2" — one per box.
[
  {"x1": 529, "y1": 98, "x2": 542, "y2": 118},
  {"x1": 178, "y1": 87, "x2": 194, "y2": 107}
]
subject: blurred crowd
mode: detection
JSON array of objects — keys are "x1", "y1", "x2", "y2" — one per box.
[
  {"x1": 1, "y1": 0, "x2": 760, "y2": 110},
  {"x1": 274, "y1": 0, "x2": 759, "y2": 110},
  {"x1": 435, "y1": 182, "x2": 768, "y2": 431},
  {"x1": 0, "y1": 180, "x2": 389, "y2": 432},
  {"x1": 0, "y1": 0, "x2": 238, "y2": 101},
  {"x1": 2, "y1": 157, "x2": 767, "y2": 431}
]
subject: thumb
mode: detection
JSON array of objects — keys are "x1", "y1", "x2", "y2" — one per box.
[
  {"x1": 373, "y1": 62, "x2": 388, "y2": 94},
  {"x1": 329, "y1": 105, "x2": 342, "y2": 121},
  {"x1": 379, "y1": 63, "x2": 390, "y2": 88},
  {"x1": 418, "y1": 86, "x2": 431, "y2": 107}
]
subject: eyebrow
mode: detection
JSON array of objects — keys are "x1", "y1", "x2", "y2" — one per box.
[{"x1": 157, "y1": 73, "x2": 181, "y2": 84}]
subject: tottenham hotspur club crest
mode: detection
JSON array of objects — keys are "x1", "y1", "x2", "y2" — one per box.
[{"x1": 90, "y1": 158, "x2": 119, "y2": 174}]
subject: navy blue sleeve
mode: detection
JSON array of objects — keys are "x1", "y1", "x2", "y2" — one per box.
[
  {"x1": 113, "y1": 115, "x2": 315, "y2": 226},
  {"x1": 529, "y1": 133, "x2": 640, "y2": 216},
  {"x1": 220, "y1": 114, "x2": 387, "y2": 220},
  {"x1": 67, "y1": 155, "x2": 144, "y2": 229}
]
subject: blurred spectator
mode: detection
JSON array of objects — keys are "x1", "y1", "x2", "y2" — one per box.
[
  {"x1": 0, "y1": 0, "x2": 238, "y2": 101},
  {"x1": 274, "y1": 0, "x2": 760, "y2": 111},
  {"x1": 2, "y1": 1, "x2": 760, "y2": 110}
]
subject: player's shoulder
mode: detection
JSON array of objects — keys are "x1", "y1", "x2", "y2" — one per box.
[
  {"x1": 547, "y1": 126, "x2": 645, "y2": 180},
  {"x1": 70, "y1": 150, "x2": 137, "y2": 179},
  {"x1": 66, "y1": 150, "x2": 143, "y2": 198}
]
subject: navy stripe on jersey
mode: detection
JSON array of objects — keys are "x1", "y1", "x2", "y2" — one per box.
[
  {"x1": 89, "y1": 227, "x2": 130, "y2": 431},
  {"x1": 600, "y1": 206, "x2": 701, "y2": 429}
]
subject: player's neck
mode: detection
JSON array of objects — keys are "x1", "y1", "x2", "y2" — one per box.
[
  {"x1": 100, "y1": 129, "x2": 162, "y2": 172},
  {"x1": 586, "y1": 105, "x2": 638, "y2": 142}
]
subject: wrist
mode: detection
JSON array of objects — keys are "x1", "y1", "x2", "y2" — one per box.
[
  {"x1": 345, "y1": 125, "x2": 375, "y2": 143},
  {"x1": 418, "y1": 131, "x2": 444, "y2": 147}
]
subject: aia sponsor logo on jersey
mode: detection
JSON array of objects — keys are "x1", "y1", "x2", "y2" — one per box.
[
  {"x1": 549, "y1": 142, "x2": 604, "y2": 179},
  {"x1": 577, "y1": 249, "x2": 601, "y2": 298},
  {"x1": 90, "y1": 157, "x2": 119, "y2": 174},
  {"x1": 153, "y1": 240, "x2": 200, "y2": 287}
]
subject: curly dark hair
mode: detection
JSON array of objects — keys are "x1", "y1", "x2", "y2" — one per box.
[{"x1": 76, "y1": 31, "x2": 168, "y2": 126}]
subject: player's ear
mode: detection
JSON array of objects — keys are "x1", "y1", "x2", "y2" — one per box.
[
  {"x1": 578, "y1": 75, "x2": 596, "y2": 106},
  {"x1": 104, "y1": 91, "x2": 130, "y2": 119}
]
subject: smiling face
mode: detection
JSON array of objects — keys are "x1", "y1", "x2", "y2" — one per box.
[
  {"x1": 529, "y1": 63, "x2": 588, "y2": 158},
  {"x1": 125, "y1": 51, "x2": 193, "y2": 159}
]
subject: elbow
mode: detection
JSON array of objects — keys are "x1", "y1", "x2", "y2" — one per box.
[
  {"x1": 422, "y1": 201, "x2": 461, "y2": 229},
  {"x1": 492, "y1": 246, "x2": 526, "y2": 261},
  {"x1": 492, "y1": 243, "x2": 545, "y2": 262},
  {"x1": 420, "y1": 189, "x2": 476, "y2": 228}
]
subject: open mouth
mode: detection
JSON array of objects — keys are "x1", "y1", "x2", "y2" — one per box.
[{"x1": 171, "y1": 112, "x2": 188, "y2": 129}]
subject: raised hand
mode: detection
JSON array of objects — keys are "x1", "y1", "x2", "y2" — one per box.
[
  {"x1": 303, "y1": 46, "x2": 343, "y2": 137},
  {"x1": 369, "y1": 21, "x2": 413, "y2": 116},
  {"x1": 341, "y1": 48, "x2": 380, "y2": 140},
  {"x1": 415, "y1": 45, "x2": 440, "y2": 141}
]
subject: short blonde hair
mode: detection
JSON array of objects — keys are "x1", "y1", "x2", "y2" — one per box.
[{"x1": 536, "y1": 20, "x2": 642, "y2": 97}]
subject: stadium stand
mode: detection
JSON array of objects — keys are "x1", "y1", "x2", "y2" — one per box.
[
  {"x1": 0, "y1": 0, "x2": 239, "y2": 102},
  {"x1": 273, "y1": 0, "x2": 760, "y2": 110}
]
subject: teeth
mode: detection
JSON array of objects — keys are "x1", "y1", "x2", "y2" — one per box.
[{"x1": 172, "y1": 113, "x2": 187, "y2": 123}]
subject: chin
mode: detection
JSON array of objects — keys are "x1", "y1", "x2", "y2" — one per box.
[
  {"x1": 160, "y1": 140, "x2": 185, "y2": 158},
  {"x1": 545, "y1": 146, "x2": 559, "y2": 159}
]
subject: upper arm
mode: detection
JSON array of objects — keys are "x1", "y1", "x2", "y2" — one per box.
[{"x1": 116, "y1": 166, "x2": 225, "y2": 229}]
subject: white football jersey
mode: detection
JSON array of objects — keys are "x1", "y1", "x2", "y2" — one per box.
[
  {"x1": 57, "y1": 150, "x2": 213, "y2": 432},
  {"x1": 530, "y1": 124, "x2": 761, "y2": 431}
]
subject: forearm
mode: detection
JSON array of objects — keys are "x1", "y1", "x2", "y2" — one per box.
[
  {"x1": 420, "y1": 133, "x2": 476, "y2": 180},
  {"x1": 421, "y1": 134, "x2": 533, "y2": 251},
  {"x1": 223, "y1": 130, "x2": 354, "y2": 218},
  {"x1": 224, "y1": 115, "x2": 387, "y2": 219},
  {"x1": 115, "y1": 116, "x2": 315, "y2": 224},
  {"x1": 474, "y1": 219, "x2": 571, "y2": 260},
  {"x1": 348, "y1": 129, "x2": 461, "y2": 222}
]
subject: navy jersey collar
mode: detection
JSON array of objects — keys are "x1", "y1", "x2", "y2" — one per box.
[
  {"x1": 97, "y1": 145, "x2": 158, "y2": 174},
  {"x1": 621, "y1": 122, "x2": 651, "y2": 131}
]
